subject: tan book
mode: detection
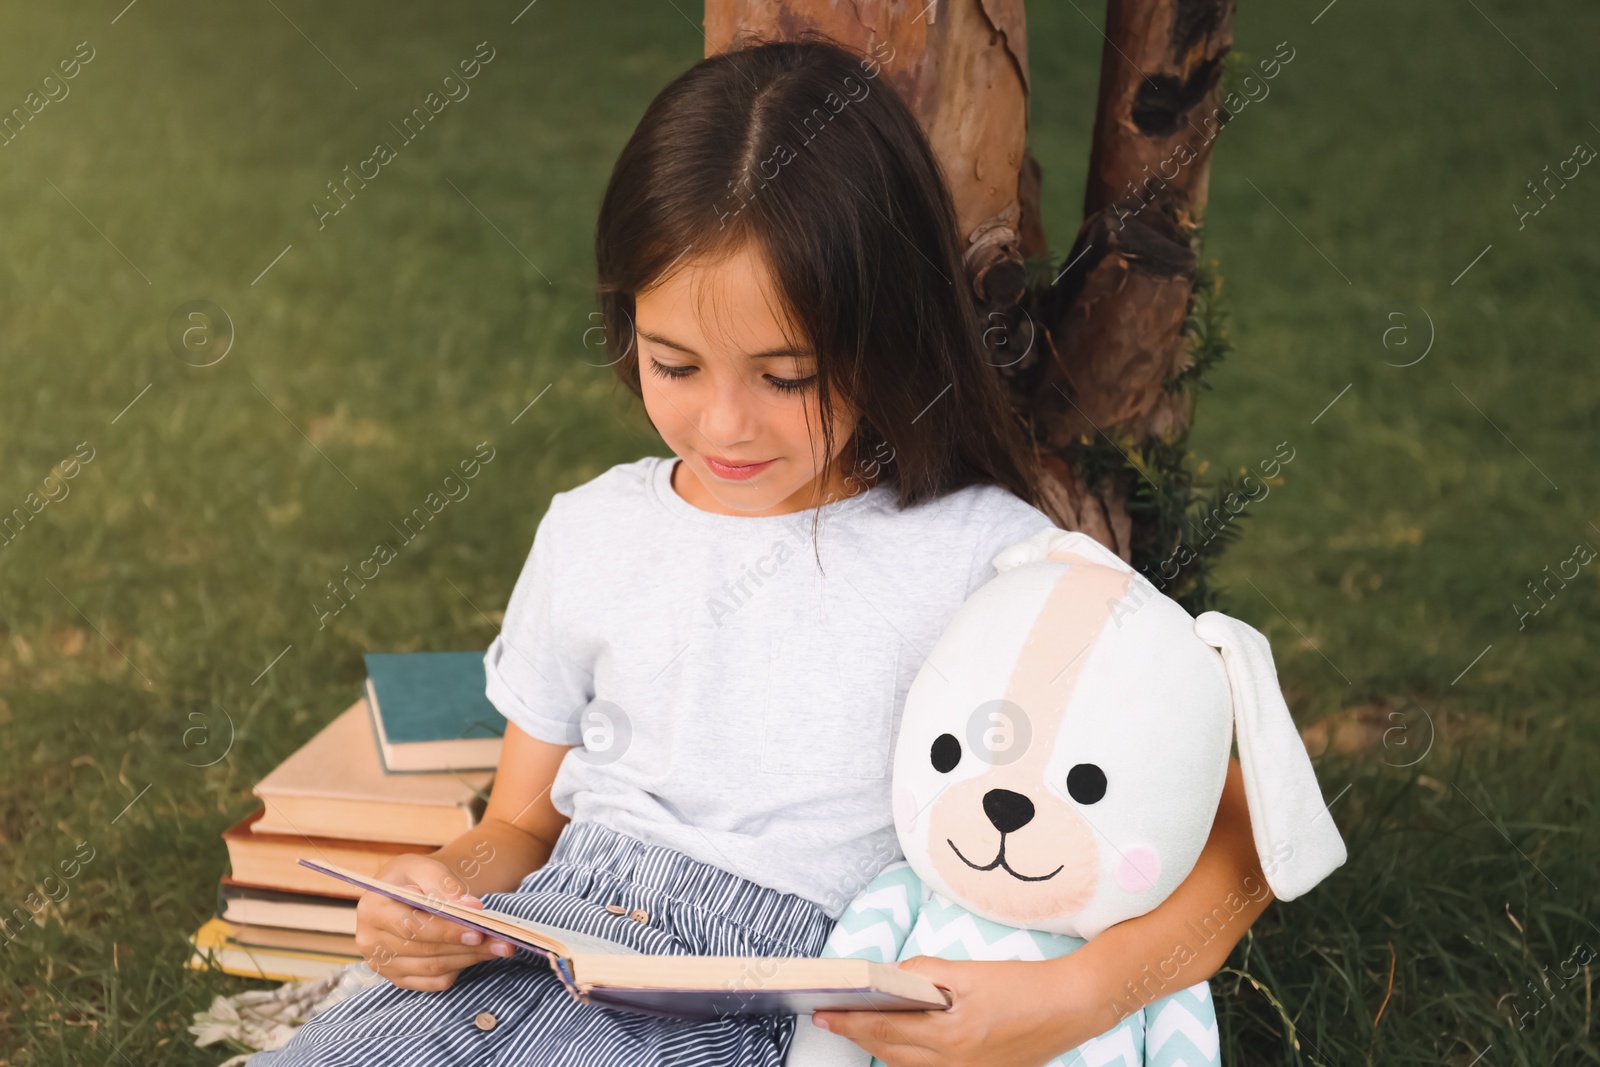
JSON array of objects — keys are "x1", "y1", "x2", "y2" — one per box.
[
  {"x1": 218, "y1": 877, "x2": 358, "y2": 935},
  {"x1": 224, "y1": 919, "x2": 359, "y2": 957},
  {"x1": 253, "y1": 699, "x2": 494, "y2": 846},
  {"x1": 303, "y1": 860, "x2": 952, "y2": 1019},
  {"x1": 222, "y1": 809, "x2": 426, "y2": 898},
  {"x1": 186, "y1": 917, "x2": 357, "y2": 983}
]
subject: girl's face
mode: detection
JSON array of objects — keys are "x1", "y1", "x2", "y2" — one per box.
[{"x1": 634, "y1": 242, "x2": 860, "y2": 517}]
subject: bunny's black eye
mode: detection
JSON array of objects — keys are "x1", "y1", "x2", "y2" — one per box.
[
  {"x1": 930, "y1": 733, "x2": 961, "y2": 773},
  {"x1": 1066, "y1": 763, "x2": 1107, "y2": 804}
]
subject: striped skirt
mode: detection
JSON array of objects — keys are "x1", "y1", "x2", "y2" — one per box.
[{"x1": 246, "y1": 821, "x2": 834, "y2": 1067}]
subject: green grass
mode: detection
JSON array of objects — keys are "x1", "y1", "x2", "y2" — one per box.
[{"x1": 1, "y1": 1, "x2": 1596, "y2": 1063}]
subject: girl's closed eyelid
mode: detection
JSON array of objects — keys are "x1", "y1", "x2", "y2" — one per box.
[
  {"x1": 646, "y1": 357, "x2": 815, "y2": 393},
  {"x1": 647, "y1": 357, "x2": 694, "y2": 379}
]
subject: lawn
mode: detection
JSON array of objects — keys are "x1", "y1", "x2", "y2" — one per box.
[{"x1": 1, "y1": 1, "x2": 1596, "y2": 1064}]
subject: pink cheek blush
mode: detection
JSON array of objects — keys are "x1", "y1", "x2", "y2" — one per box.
[
  {"x1": 893, "y1": 784, "x2": 919, "y2": 832},
  {"x1": 1115, "y1": 846, "x2": 1161, "y2": 892}
]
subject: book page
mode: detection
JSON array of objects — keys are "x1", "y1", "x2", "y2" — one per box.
[
  {"x1": 569, "y1": 955, "x2": 946, "y2": 1006},
  {"x1": 476, "y1": 906, "x2": 640, "y2": 956},
  {"x1": 299, "y1": 860, "x2": 639, "y2": 959},
  {"x1": 298, "y1": 861, "x2": 551, "y2": 946}
]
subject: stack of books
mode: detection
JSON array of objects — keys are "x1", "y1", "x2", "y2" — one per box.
[{"x1": 186, "y1": 652, "x2": 505, "y2": 982}]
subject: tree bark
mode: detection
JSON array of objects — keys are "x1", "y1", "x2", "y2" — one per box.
[{"x1": 1021, "y1": 0, "x2": 1235, "y2": 560}]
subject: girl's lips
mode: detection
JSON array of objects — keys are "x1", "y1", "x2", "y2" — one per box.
[{"x1": 703, "y1": 455, "x2": 776, "y2": 481}]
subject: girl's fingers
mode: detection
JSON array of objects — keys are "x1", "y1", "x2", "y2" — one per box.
[
  {"x1": 873, "y1": 1045, "x2": 937, "y2": 1067},
  {"x1": 375, "y1": 907, "x2": 479, "y2": 946},
  {"x1": 441, "y1": 932, "x2": 515, "y2": 956},
  {"x1": 389, "y1": 972, "x2": 459, "y2": 992},
  {"x1": 369, "y1": 934, "x2": 508, "y2": 966},
  {"x1": 817, "y1": 1009, "x2": 933, "y2": 1057},
  {"x1": 456, "y1": 930, "x2": 514, "y2": 952},
  {"x1": 394, "y1": 951, "x2": 496, "y2": 977},
  {"x1": 364, "y1": 944, "x2": 465, "y2": 969},
  {"x1": 365, "y1": 936, "x2": 512, "y2": 972},
  {"x1": 370, "y1": 948, "x2": 504, "y2": 982},
  {"x1": 406, "y1": 936, "x2": 508, "y2": 960}
]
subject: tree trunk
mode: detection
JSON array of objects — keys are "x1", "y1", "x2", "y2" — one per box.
[
  {"x1": 1023, "y1": 0, "x2": 1235, "y2": 560},
  {"x1": 703, "y1": 0, "x2": 1236, "y2": 564}
]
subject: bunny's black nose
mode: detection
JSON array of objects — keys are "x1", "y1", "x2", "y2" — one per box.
[{"x1": 982, "y1": 789, "x2": 1035, "y2": 834}]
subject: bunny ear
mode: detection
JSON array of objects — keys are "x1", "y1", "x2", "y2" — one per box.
[
  {"x1": 991, "y1": 528, "x2": 1132, "y2": 575},
  {"x1": 1194, "y1": 611, "x2": 1348, "y2": 901}
]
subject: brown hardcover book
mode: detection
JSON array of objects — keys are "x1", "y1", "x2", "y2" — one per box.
[
  {"x1": 223, "y1": 919, "x2": 359, "y2": 958},
  {"x1": 218, "y1": 877, "x2": 358, "y2": 935},
  {"x1": 252, "y1": 699, "x2": 494, "y2": 846},
  {"x1": 222, "y1": 809, "x2": 426, "y2": 899}
]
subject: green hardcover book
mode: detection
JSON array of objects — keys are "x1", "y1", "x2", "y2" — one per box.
[{"x1": 363, "y1": 651, "x2": 506, "y2": 773}]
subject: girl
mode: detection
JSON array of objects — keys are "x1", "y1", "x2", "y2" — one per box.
[{"x1": 250, "y1": 34, "x2": 1269, "y2": 1067}]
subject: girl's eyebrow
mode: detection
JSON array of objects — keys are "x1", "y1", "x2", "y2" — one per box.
[{"x1": 637, "y1": 329, "x2": 813, "y2": 361}]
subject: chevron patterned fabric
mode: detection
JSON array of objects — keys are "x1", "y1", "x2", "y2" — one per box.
[{"x1": 818, "y1": 863, "x2": 1221, "y2": 1067}]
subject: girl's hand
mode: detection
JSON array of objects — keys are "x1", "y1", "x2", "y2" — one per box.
[
  {"x1": 811, "y1": 956, "x2": 1110, "y2": 1067},
  {"x1": 354, "y1": 853, "x2": 518, "y2": 991}
]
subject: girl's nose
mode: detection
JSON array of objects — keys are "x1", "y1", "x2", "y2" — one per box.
[{"x1": 697, "y1": 374, "x2": 764, "y2": 446}]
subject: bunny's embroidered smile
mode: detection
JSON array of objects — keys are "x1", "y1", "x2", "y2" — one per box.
[
  {"x1": 946, "y1": 788, "x2": 1067, "y2": 881},
  {"x1": 947, "y1": 838, "x2": 1064, "y2": 882}
]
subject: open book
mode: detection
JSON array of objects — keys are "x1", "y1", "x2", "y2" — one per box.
[{"x1": 300, "y1": 859, "x2": 951, "y2": 1019}]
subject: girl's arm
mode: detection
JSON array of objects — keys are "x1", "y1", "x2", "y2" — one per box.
[
  {"x1": 1051, "y1": 754, "x2": 1268, "y2": 1027},
  {"x1": 814, "y1": 757, "x2": 1267, "y2": 1066},
  {"x1": 429, "y1": 722, "x2": 574, "y2": 894},
  {"x1": 354, "y1": 723, "x2": 573, "y2": 990}
]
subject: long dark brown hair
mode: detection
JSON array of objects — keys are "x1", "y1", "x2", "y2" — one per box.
[{"x1": 594, "y1": 32, "x2": 1041, "y2": 519}]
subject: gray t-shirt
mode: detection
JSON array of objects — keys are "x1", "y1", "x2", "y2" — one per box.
[{"x1": 483, "y1": 455, "x2": 1055, "y2": 918}]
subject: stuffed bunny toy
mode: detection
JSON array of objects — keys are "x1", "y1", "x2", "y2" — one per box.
[{"x1": 787, "y1": 528, "x2": 1348, "y2": 1067}]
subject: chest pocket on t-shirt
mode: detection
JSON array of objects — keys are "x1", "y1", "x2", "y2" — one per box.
[{"x1": 758, "y1": 626, "x2": 900, "y2": 778}]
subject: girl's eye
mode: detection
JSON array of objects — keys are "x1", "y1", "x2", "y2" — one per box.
[
  {"x1": 647, "y1": 358, "x2": 693, "y2": 380},
  {"x1": 765, "y1": 374, "x2": 816, "y2": 394},
  {"x1": 647, "y1": 357, "x2": 815, "y2": 395}
]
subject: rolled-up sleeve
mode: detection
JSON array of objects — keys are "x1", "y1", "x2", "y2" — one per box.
[{"x1": 483, "y1": 496, "x2": 592, "y2": 746}]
